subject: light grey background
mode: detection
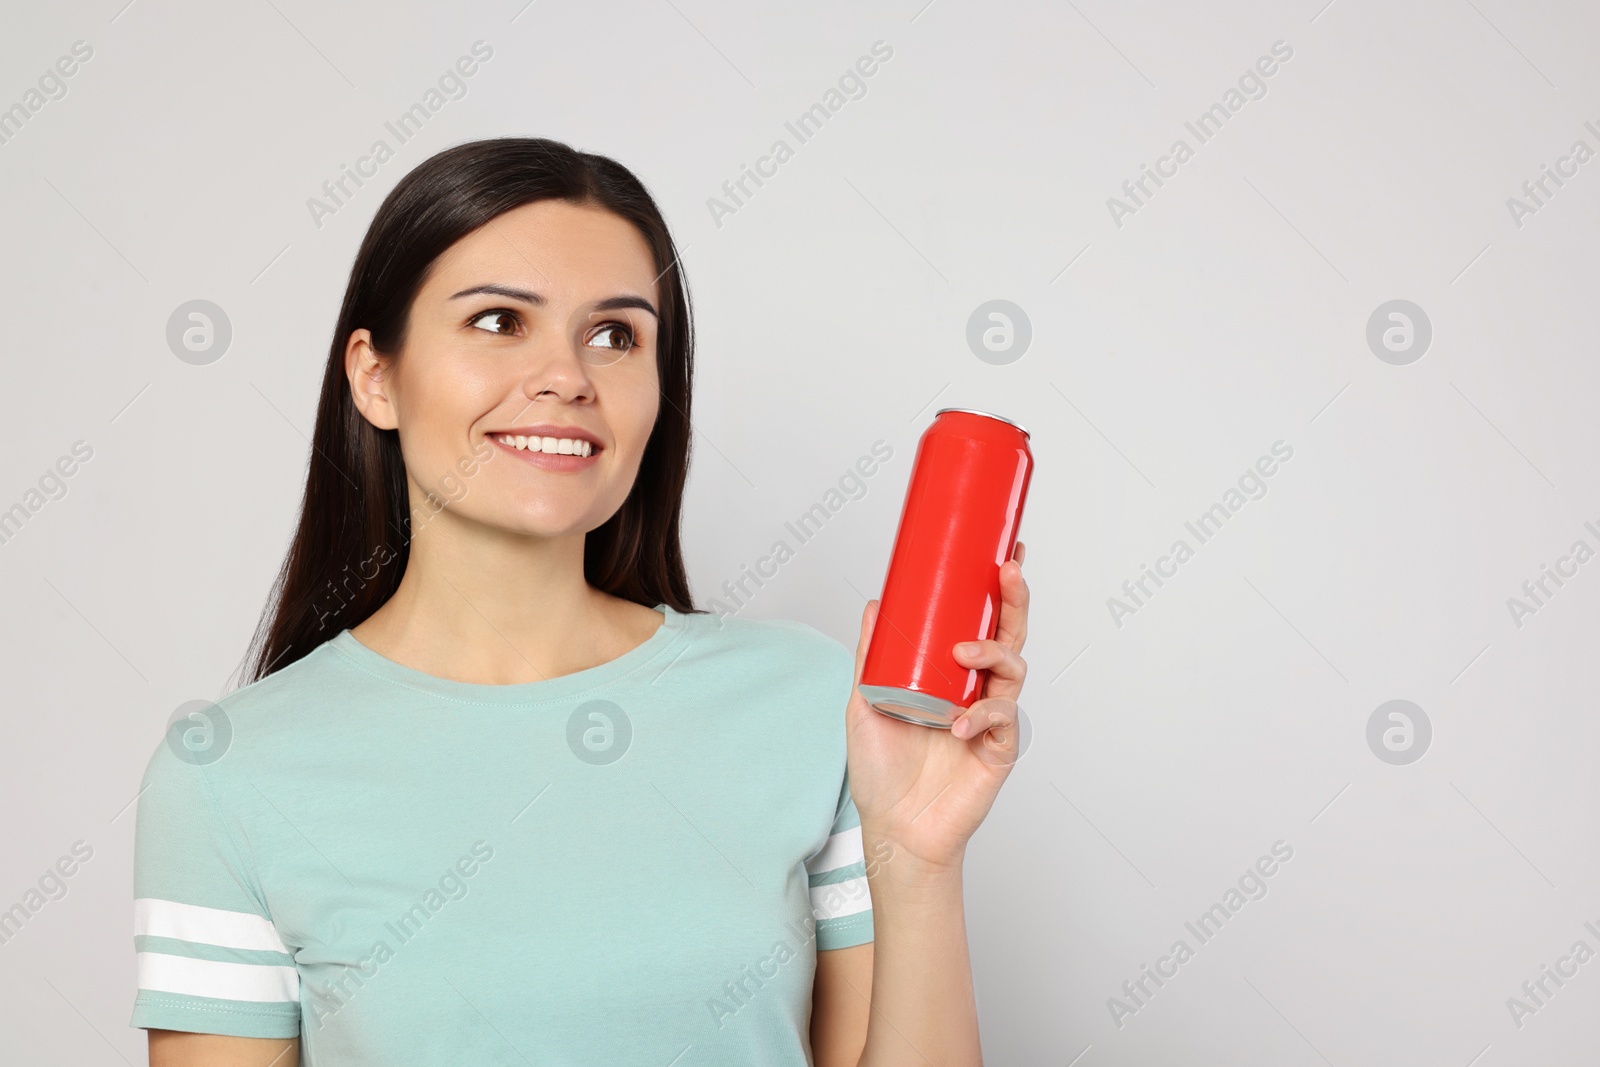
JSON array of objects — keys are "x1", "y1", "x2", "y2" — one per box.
[{"x1": 2, "y1": 0, "x2": 1597, "y2": 1063}]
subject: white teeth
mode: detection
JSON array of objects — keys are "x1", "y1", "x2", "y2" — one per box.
[{"x1": 496, "y1": 434, "x2": 593, "y2": 457}]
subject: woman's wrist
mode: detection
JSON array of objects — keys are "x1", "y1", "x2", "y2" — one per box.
[
  {"x1": 861, "y1": 825, "x2": 967, "y2": 897},
  {"x1": 854, "y1": 826, "x2": 980, "y2": 1067}
]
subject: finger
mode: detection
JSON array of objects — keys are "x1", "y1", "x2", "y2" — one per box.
[
  {"x1": 951, "y1": 696, "x2": 1018, "y2": 745},
  {"x1": 951, "y1": 697, "x2": 1016, "y2": 737},
  {"x1": 1013, "y1": 540, "x2": 1026, "y2": 566},
  {"x1": 993, "y1": 557, "x2": 1030, "y2": 654},
  {"x1": 851, "y1": 598, "x2": 879, "y2": 695},
  {"x1": 971, "y1": 703, "x2": 1022, "y2": 768},
  {"x1": 952, "y1": 638, "x2": 1027, "y2": 704},
  {"x1": 952, "y1": 638, "x2": 1026, "y2": 679}
]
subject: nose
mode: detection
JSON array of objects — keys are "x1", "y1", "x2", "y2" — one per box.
[{"x1": 520, "y1": 330, "x2": 596, "y2": 405}]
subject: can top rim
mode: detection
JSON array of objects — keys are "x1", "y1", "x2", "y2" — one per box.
[{"x1": 934, "y1": 407, "x2": 1030, "y2": 438}]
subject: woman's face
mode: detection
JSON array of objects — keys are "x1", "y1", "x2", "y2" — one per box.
[{"x1": 346, "y1": 198, "x2": 663, "y2": 540}]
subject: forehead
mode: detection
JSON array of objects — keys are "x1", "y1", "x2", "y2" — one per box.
[{"x1": 424, "y1": 199, "x2": 660, "y2": 305}]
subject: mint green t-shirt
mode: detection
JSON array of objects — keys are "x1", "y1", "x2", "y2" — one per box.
[{"x1": 129, "y1": 603, "x2": 874, "y2": 1064}]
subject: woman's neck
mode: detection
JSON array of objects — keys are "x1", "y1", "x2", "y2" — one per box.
[{"x1": 348, "y1": 511, "x2": 660, "y2": 686}]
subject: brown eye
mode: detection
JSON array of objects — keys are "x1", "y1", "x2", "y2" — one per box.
[
  {"x1": 469, "y1": 309, "x2": 519, "y2": 335},
  {"x1": 589, "y1": 323, "x2": 635, "y2": 352}
]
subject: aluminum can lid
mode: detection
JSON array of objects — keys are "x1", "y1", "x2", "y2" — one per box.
[{"x1": 933, "y1": 407, "x2": 1030, "y2": 438}]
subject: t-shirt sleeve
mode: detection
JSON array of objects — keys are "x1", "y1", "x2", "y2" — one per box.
[
  {"x1": 805, "y1": 767, "x2": 875, "y2": 951},
  {"x1": 128, "y1": 739, "x2": 301, "y2": 1038}
]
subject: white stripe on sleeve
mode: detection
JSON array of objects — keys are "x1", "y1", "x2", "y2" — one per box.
[
  {"x1": 805, "y1": 825, "x2": 864, "y2": 876},
  {"x1": 810, "y1": 875, "x2": 872, "y2": 920},
  {"x1": 136, "y1": 952, "x2": 299, "y2": 1002},
  {"x1": 135, "y1": 898, "x2": 290, "y2": 953}
]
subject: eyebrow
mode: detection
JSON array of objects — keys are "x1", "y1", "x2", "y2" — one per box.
[{"x1": 448, "y1": 283, "x2": 659, "y2": 319}]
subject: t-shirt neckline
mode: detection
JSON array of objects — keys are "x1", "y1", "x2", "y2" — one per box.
[{"x1": 326, "y1": 602, "x2": 685, "y2": 705}]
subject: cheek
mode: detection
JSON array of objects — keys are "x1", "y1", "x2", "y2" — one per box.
[
  {"x1": 620, "y1": 378, "x2": 661, "y2": 454},
  {"x1": 419, "y1": 355, "x2": 500, "y2": 412},
  {"x1": 397, "y1": 358, "x2": 499, "y2": 472},
  {"x1": 600, "y1": 359, "x2": 660, "y2": 447}
]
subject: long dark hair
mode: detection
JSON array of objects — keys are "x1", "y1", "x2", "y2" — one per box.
[{"x1": 241, "y1": 137, "x2": 699, "y2": 684}]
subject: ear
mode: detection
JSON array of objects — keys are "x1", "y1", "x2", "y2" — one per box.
[{"x1": 346, "y1": 328, "x2": 399, "y2": 431}]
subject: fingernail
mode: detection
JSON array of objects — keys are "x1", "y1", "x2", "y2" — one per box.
[{"x1": 955, "y1": 642, "x2": 977, "y2": 654}]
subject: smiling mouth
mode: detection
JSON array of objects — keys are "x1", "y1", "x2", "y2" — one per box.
[{"x1": 492, "y1": 433, "x2": 596, "y2": 457}]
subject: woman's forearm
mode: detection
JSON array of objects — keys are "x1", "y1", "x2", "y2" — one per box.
[{"x1": 856, "y1": 831, "x2": 983, "y2": 1067}]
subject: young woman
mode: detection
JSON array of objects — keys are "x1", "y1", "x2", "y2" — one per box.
[{"x1": 131, "y1": 137, "x2": 1030, "y2": 1066}]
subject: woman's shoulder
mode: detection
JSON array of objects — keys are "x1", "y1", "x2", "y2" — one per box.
[
  {"x1": 148, "y1": 636, "x2": 356, "y2": 774},
  {"x1": 686, "y1": 606, "x2": 855, "y2": 680},
  {"x1": 224, "y1": 633, "x2": 355, "y2": 715}
]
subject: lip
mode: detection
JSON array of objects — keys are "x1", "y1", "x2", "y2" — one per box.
[
  {"x1": 487, "y1": 424, "x2": 604, "y2": 473},
  {"x1": 488, "y1": 424, "x2": 604, "y2": 450}
]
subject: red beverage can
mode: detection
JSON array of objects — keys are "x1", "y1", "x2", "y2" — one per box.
[{"x1": 859, "y1": 408, "x2": 1034, "y2": 728}]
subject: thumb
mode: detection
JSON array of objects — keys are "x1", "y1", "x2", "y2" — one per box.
[{"x1": 847, "y1": 599, "x2": 880, "y2": 722}]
